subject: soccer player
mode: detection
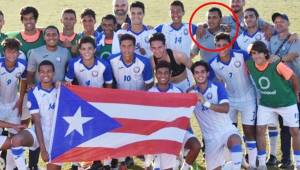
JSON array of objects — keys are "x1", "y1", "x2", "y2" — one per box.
[
  {"x1": 109, "y1": 33, "x2": 153, "y2": 90},
  {"x1": 146, "y1": 60, "x2": 201, "y2": 170},
  {"x1": 209, "y1": 32, "x2": 257, "y2": 168},
  {"x1": 97, "y1": 14, "x2": 118, "y2": 59},
  {"x1": 0, "y1": 38, "x2": 28, "y2": 170},
  {"x1": 112, "y1": 1, "x2": 155, "y2": 58},
  {"x1": 0, "y1": 10, "x2": 8, "y2": 55},
  {"x1": 191, "y1": 7, "x2": 234, "y2": 62},
  {"x1": 234, "y1": 8, "x2": 268, "y2": 51},
  {"x1": 10, "y1": 60, "x2": 61, "y2": 170},
  {"x1": 14, "y1": 6, "x2": 45, "y2": 57},
  {"x1": 247, "y1": 41, "x2": 300, "y2": 170},
  {"x1": 189, "y1": 61, "x2": 243, "y2": 170},
  {"x1": 65, "y1": 36, "x2": 113, "y2": 88},
  {"x1": 60, "y1": 8, "x2": 81, "y2": 57},
  {"x1": 267, "y1": 12, "x2": 300, "y2": 168},
  {"x1": 96, "y1": 0, "x2": 131, "y2": 33},
  {"x1": 149, "y1": 32, "x2": 192, "y2": 92},
  {"x1": 80, "y1": 8, "x2": 101, "y2": 45}
]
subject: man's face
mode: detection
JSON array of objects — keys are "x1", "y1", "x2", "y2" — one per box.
[
  {"x1": 21, "y1": 13, "x2": 37, "y2": 31},
  {"x1": 274, "y1": 17, "x2": 289, "y2": 34},
  {"x1": 44, "y1": 28, "x2": 59, "y2": 47},
  {"x1": 61, "y1": 12, "x2": 76, "y2": 30},
  {"x1": 81, "y1": 15, "x2": 96, "y2": 32},
  {"x1": 4, "y1": 48, "x2": 19, "y2": 63},
  {"x1": 113, "y1": 0, "x2": 128, "y2": 16},
  {"x1": 229, "y1": 0, "x2": 245, "y2": 13},
  {"x1": 156, "y1": 67, "x2": 171, "y2": 86},
  {"x1": 215, "y1": 39, "x2": 231, "y2": 57},
  {"x1": 130, "y1": 7, "x2": 144, "y2": 25},
  {"x1": 101, "y1": 19, "x2": 116, "y2": 36},
  {"x1": 207, "y1": 11, "x2": 221, "y2": 29},
  {"x1": 39, "y1": 65, "x2": 54, "y2": 84},
  {"x1": 150, "y1": 40, "x2": 165, "y2": 59},
  {"x1": 244, "y1": 10, "x2": 258, "y2": 28},
  {"x1": 79, "y1": 42, "x2": 95, "y2": 61},
  {"x1": 120, "y1": 39, "x2": 135, "y2": 58},
  {"x1": 170, "y1": 5, "x2": 184, "y2": 24},
  {"x1": 193, "y1": 65, "x2": 209, "y2": 84}
]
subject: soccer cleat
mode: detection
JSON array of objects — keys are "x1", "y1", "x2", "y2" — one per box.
[
  {"x1": 278, "y1": 160, "x2": 292, "y2": 169},
  {"x1": 266, "y1": 154, "x2": 278, "y2": 166},
  {"x1": 241, "y1": 156, "x2": 250, "y2": 169}
]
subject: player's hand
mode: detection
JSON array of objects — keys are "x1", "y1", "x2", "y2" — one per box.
[
  {"x1": 64, "y1": 81, "x2": 72, "y2": 86},
  {"x1": 288, "y1": 33, "x2": 298, "y2": 43},
  {"x1": 121, "y1": 22, "x2": 129, "y2": 30},
  {"x1": 13, "y1": 124, "x2": 26, "y2": 132},
  {"x1": 13, "y1": 98, "x2": 23, "y2": 117},
  {"x1": 196, "y1": 93, "x2": 205, "y2": 104},
  {"x1": 269, "y1": 54, "x2": 280, "y2": 63},
  {"x1": 27, "y1": 83, "x2": 35, "y2": 91},
  {"x1": 55, "y1": 81, "x2": 62, "y2": 89},
  {"x1": 221, "y1": 24, "x2": 231, "y2": 33},
  {"x1": 139, "y1": 48, "x2": 146, "y2": 55},
  {"x1": 40, "y1": 148, "x2": 49, "y2": 162},
  {"x1": 262, "y1": 25, "x2": 273, "y2": 41},
  {"x1": 196, "y1": 24, "x2": 207, "y2": 39}
]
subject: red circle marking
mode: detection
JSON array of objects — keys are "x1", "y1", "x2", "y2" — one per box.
[{"x1": 188, "y1": 1, "x2": 240, "y2": 52}]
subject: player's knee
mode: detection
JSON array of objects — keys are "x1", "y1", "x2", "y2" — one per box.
[
  {"x1": 227, "y1": 134, "x2": 241, "y2": 147},
  {"x1": 190, "y1": 138, "x2": 201, "y2": 152},
  {"x1": 10, "y1": 136, "x2": 23, "y2": 147},
  {"x1": 289, "y1": 127, "x2": 300, "y2": 137}
]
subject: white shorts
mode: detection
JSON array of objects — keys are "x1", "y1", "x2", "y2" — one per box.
[
  {"x1": 21, "y1": 93, "x2": 32, "y2": 121},
  {"x1": 257, "y1": 104, "x2": 299, "y2": 127},
  {"x1": 0, "y1": 135, "x2": 7, "y2": 148},
  {"x1": 173, "y1": 78, "x2": 191, "y2": 93},
  {"x1": 0, "y1": 102, "x2": 21, "y2": 134},
  {"x1": 229, "y1": 100, "x2": 256, "y2": 125},
  {"x1": 204, "y1": 129, "x2": 240, "y2": 170}
]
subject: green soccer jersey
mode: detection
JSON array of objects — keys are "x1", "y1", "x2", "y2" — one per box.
[
  {"x1": 247, "y1": 60, "x2": 296, "y2": 107},
  {"x1": 98, "y1": 43, "x2": 112, "y2": 60},
  {"x1": 59, "y1": 33, "x2": 81, "y2": 57},
  {"x1": 14, "y1": 30, "x2": 45, "y2": 58},
  {"x1": 0, "y1": 32, "x2": 8, "y2": 55}
]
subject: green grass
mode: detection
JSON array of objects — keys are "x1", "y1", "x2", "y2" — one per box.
[{"x1": 1, "y1": 0, "x2": 300, "y2": 169}]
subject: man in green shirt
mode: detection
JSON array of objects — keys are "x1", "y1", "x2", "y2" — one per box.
[
  {"x1": 247, "y1": 41, "x2": 300, "y2": 170},
  {"x1": 0, "y1": 10, "x2": 8, "y2": 55}
]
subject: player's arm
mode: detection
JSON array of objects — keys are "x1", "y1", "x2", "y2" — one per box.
[
  {"x1": 281, "y1": 52, "x2": 299, "y2": 62},
  {"x1": 18, "y1": 79, "x2": 27, "y2": 116},
  {"x1": 290, "y1": 74, "x2": 299, "y2": 102},
  {"x1": 26, "y1": 50, "x2": 37, "y2": 90},
  {"x1": 177, "y1": 51, "x2": 192, "y2": 69},
  {"x1": 0, "y1": 120, "x2": 25, "y2": 131},
  {"x1": 143, "y1": 59, "x2": 154, "y2": 90},
  {"x1": 64, "y1": 59, "x2": 75, "y2": 86},
  {"x1": 103, "y1": 60, "x2": 113, "y2": 88},
  {"x1": 197, "y1": 93, "x2": 229, "y2": 113}
]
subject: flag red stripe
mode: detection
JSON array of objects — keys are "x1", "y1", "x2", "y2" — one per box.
[
  {"x1": 67, "y1": 85, "x2": 197, "y2": 107},
  {"x1": 113, "y1": 117, "x2": 189, "y2": 134},
  {"x1": 52, "y1": 140, "x2": 181, "y2": 163}
]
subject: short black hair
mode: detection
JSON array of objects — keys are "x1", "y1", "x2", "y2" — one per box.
[
  {"x1": 80, "y1": 8, "x2": 96, "y2": 20},
  {"x1": 155, "y1": 60, "x2": 171, "y2": 72},
  {"x1": 249, "y1": 41, "x2": 270, "y2": 59},
  {"x1": 0, "y1": 10, "x2": 3, "y2": 17},
  {"x1": 62, "y1": 8, "x2": 76, "y2": 18},
  {"x1": 149, "y1": 32, "x2": 166, "y2": 45},
  {"x1": 191, "y1": 60, "x2": 210, "y2": 74},
  {"x1": 208, "y1": 7, "x2": 222, "y2": 18},
  {"x1": 38, "y1": 60, "x2": 55, "y2": 72},
  {"x1": 43, "y1": 25, "x2": 60, "y2": 36},
  {"x1": 244, "y1": 8, "x2": 259, "y2": 18},
  {"x1": 20, "y1": 6, "x2": 39, "y2": 21},
  {"x1": 130, "y1": 1, "x2": 145, "y2": 13},
  {"x1": 215, "y1": 32, "x2": 231, "y2": 43},
  {"x1": 78, "y1": 36, "x2": 96, "y2": 49},
  {"x1": 102, "y1": 14, "x2": 117, "y2": 24},
  {"x1": 170, "y1": 0, "x2": 185, "y2": 12},
  {"x1": 2, "y1": 38, "x2": 21, "y2": 51},
  {"x1": 119, "y1": 34, "x2": 136, "y2": 45}
]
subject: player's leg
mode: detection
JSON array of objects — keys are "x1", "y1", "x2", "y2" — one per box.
[
  {"x1": 278, "y1": 115, "x2": 292, "y2": 168},
  {"x1": 227, "y1": 134, "x2": 243, "y2": 170},
  {"x1": 159, "y1": 154, "x2": 176, "y2": 170},
  {"x1": 181, "y1": 136, "x2": 201, "y2": 170},
  {"x1": 266, "y1": 126, "x2": 279, "y2": 166},
  {"x1": 47, "y1": 163, "x2": 61, "y2": 170}
]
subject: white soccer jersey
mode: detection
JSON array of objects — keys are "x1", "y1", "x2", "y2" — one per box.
[
  {"x1": 108, "y1": 53, "x2": 153, "y2": 90},
  {"x1": 235, "y1": 30, "x2": 269, "y2": 51},
  {"x1": 148, "y1": 84, "x2": 182, "y2": 93},
  {"x1": 155, "y1": 23, "x2": 197, "y2": 58},
  {"x1": 112, "y1": 25, "x2": 155, "y2": 58},
  {"x1": 193, "y1": 81, "x2": 235, "y2": 139},
  {"x1": 209, "y1": 49, "x2": 256, "y2": 103},
  {"x1": 27, "y1": 84, "x2": 57, "y2": 146},
  {"x1": 0, "y1": 58, "x2": 27, "y2": 104},
  {"x1": 65, "y1": 57, "x2": 113, "y2": 87}
]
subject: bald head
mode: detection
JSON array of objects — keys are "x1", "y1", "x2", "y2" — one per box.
[
  {"x1": 229, "y1": 0, "x2": 245, "y2": 13},
  {"x1": 113, "y1": 0, "x2": 128, "y2": 16}
]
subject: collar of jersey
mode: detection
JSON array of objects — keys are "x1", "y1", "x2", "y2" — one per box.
[
  {"x1": 195, "y1": 81, "x2": 212, "y2": 94},
  {"x1": 37, "y1": 83, "x2": 55, "y2": 93},
  {"x1": 79, "y1": 57, "x2": 98, "y2": 70},
  {"x1": 1, "y1": 59, "x2": 19, "y2": 73},
  {"x1": 127, "y1": 25, "x2": 148, "y2": 35},
  {"x1": 120, "y1": 54, "x2": 137, "y2": 68},
  {"x1": 169, "y1": 23, "x2": 184, "y2": 31},
  {"x1": 216, "y1": 50, "x2": 235, "y2": 65},
  {"x1": 156, "y1": 83, "x2": 172, "y2": 92},
  {"x1": 243, "y1": 28, "x2": 261, "y2": 38}
]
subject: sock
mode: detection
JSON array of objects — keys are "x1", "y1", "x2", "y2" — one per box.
[
  {"x1": 268, "y1": 129, "x2": 278, "y2": 157},
  {"x1": 257, "y1": 150, "x2": 266, "y2": 166},
  {"x1": 246, "y1": 140, "x2": 257, "y2": 167},
  {"x1": 294, "y1": 150, "x2": 300, "y2": 166},
  {"x1": 103, "y1": 159, "x2": 112, "y2": 166},
  {"x1": 230, "y1": 144, "x2": 243, "y2": 170},
  {"x1": 180, "y1": 160, "x2": 192, "y2": 170},
  {"x1": 11, "y1": 147, "x2": 26, "y2": 170}
]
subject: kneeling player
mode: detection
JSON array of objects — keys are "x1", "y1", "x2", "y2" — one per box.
[
  {"x1": 189, "y1": 61, "x2": 243, "y2": 170},
  {"x1": 145, "y1": 61, "x2": 201, "y2": 170}
]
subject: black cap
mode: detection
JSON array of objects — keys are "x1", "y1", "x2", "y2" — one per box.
[{"x1": 272, "y1": 12, "x2": 289, "y2": 22}]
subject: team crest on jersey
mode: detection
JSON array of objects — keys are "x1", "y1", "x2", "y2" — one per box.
[
  {"x1": 255, "y1": 34, "x2": 262, "y2": 40},
  {"x1": 92, "y1": 71, "x2": 98, "y2": 77},
  {"x1": 56, "y1": 57, "x2": 61, "y2": 62},
  {"x1": 15, "y1": 72, "x2": 22, "y2": 78},
  {"x1": 184, "y1": 28, "x2": 188, "y2": 35},
  {"x1": 207, "y1": 92, "x2": 213, "y2": 100},
  {"x1": 133, "y1": 66, "x2": 140, "y2": 73},
  {"x1": 234, "y1": 61, "x2": 241, "y2": 68},
  {"x1": 144, "y1": 36, "x2": 149, "y2": 43}
]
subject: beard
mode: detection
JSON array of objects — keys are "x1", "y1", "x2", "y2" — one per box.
[{"x1": 114, "y1": 9, "x2": 127, "y2": 16}]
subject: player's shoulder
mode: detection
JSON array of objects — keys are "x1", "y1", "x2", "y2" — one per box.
[
  {"x1": 107, "y1": 52, "x2": 121, "y2": 61},
  {"x1": 208, "y1": 54, "x2": 219, "y2": 65},
  {"x1": 135, "y1": 53, "x2": 151, "y2": 64},
  {"x1": 154, "y1": 23, "x2": 166, "y2": 32},
  {"x1": 231, "y1": 49, "x2": 248, "y2": 56},
  {"x1": 169, "y1": 84, "x2": 183, "y2": 93},
  {"x1": 96, "y1": 57, "x2": 110, "y2": 67},
  {"x1": 0, "y1": 58, "x2": 4, "y2": 65},
  {"x1": 210, "y1": 81, "x2": 226, "y2": 91},
  {"x1": 16, "y1": 58, "x2": 27, "y2": 67}
]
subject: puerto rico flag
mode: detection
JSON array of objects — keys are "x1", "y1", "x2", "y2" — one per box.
[{"x1": 49, "y1": 85, "x2": 197, "y2": 163}]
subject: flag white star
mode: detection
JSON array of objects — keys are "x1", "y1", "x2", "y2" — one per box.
[{"x1": 63, "y1": 106, "x2": 93, "y2": 137}]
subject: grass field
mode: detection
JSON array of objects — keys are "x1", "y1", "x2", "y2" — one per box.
[{"x1": 1, "y1": 0, "x2": 300, "y2": 169}]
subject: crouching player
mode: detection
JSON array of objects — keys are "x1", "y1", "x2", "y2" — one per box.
[
  {"x1": 145, "y1": 60, "x2": 201, "y2": 170},
  {"x1": 188, "y1": 61, "x2": 243, "y2": 170}
]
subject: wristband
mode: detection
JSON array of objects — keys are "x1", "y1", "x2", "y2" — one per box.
[{"x1": 203, "y1": 101, "x2": 211, "y2": 108}]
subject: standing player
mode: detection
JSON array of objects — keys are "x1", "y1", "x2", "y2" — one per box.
[
  {"x1": 65, "y1": 36, "x2": 113, "y2": 88},
  {"x1": 60, "y1": 8, "x2": 81, "y2": 57},
  {"x1": 0, "y1": 10, "x2": 8, "y2": 55},
  {"x1": 247, "y1": 41, "x2": 300, "y2": 170},
  {"x1": 209, "y1": 33, "x2": 257, "y2": 168},
  {"x1": 80, "y1": 8, "x2": 101, "y2": 46},
  {"x1": 234, "y1": 8, "x2": 268, "y2": 51},
  {"x1": 189, "y1": 61, "x2": 243, "y2": 170},
  {"x1": 10, "y1": 60, "x2": 61, "y2": 170},
  {"x1": 146, "y1": 60, "x2": 201, "y2": 170},
  {"x1": 112, "y1": 1, "x2": 155, "y2": 58},
  {"x1": 0, "y1": 38, "x2": 28, "y2": 170},
  {"x1": 149, "y1": 33, "x2": 192, "y2": 92}
]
